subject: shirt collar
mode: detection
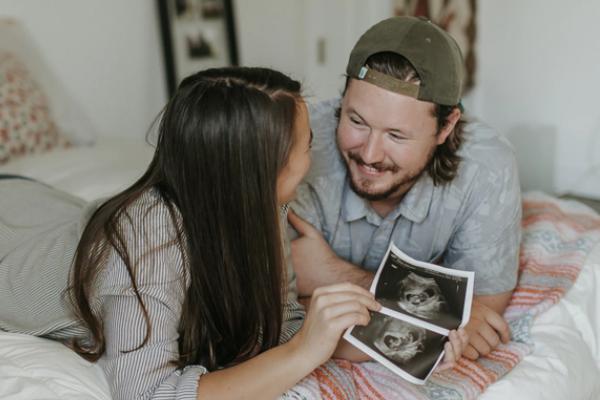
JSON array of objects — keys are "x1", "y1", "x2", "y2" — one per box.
[{"x1": 341, "y1": 173, "x2": 435, "y2": 225}]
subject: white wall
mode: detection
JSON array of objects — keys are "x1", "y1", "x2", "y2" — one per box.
[
  {"x1": 234, "y1": 0, "x2": 392, "y2": 101},
  {"x1": 2, "y1": 1, "x2": 598, "y2": 198},
  {"x1": 469, "y1": 1, "x2": 600, "y2": 198},
  {"x1": 234, "y1": 0, "x2": 306, "y2": 83},
  {"x1": 237, "y1": 1, "x2": 600, "y2": 198},
  {"x1": 0, "y1": 0, "x2": 167, "y2": 139}
]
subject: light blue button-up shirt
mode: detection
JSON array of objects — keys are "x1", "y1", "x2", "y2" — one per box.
[{"x1": 290, "y1": 98, "x2": 522, "y2": 295}]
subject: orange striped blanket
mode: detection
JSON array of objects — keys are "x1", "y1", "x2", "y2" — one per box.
[{"x1": 283, "y1": 193, "x2": 600, "y2": 400}]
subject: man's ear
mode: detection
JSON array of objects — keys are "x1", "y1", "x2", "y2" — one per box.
[{"x1": 436, "y1": 107, "x2": 461, "y2": 145}]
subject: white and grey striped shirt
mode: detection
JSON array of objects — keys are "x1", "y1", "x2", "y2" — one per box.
[{"x1": 0, "y1": 179, "x2": 305, "y2": 399}]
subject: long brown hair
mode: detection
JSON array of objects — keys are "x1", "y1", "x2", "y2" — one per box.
[
  {"x1": 342, "y1": 52, "x2": 466, "y2": 185},
  {"x1": 69, "y1": 67, "x2": 302, "y2": 370}
]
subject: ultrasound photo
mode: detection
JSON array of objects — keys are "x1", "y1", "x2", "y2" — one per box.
[
  {"x1": 348, "y1": 311, "x2": 447, "y2": 382},
  {"x1": 344, "y1": 243, "x2": 474, "y2": 384},
  {"x1": 375, "y1": 251, "x2": 470, "y2": 330}
]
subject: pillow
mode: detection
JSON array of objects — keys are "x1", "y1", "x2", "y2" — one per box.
[
  {"x1": 0, "y1": 51, "x2": 70, "y2": 164},
  {"x1": 0, "y1": 332, "x2": 111, "y2": 400},
  {"x1": 0, "y1": 18, "x2": 96, "y2": 145}
]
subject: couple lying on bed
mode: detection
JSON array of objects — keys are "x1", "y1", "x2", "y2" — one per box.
[{"x1": 0, "y1": 16, "x2": 521, "y2": 400}]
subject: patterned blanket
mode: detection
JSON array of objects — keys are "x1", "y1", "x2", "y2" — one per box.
[{"x1": 283, "y1": 192, "x2": 600, "y2": 400}]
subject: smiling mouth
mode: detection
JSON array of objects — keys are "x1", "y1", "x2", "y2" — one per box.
[
  {"x1": 357, "y1": 162, "x2": 387, "y2": 176},
  {"x1": 348, "y1": 152, "x2": 398, "y2": 176}
]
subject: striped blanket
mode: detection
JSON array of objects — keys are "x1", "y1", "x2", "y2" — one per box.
[{"x1": 283, "y1": 192, "x2": 600, "y2": 400}]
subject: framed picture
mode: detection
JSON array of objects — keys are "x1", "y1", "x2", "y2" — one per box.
[
  {"x1": 393, "y1": 0, "x2": 477, "y2": 92},
  {"x1": 157, "y1": 0, "x2": 239, "y2": 96}
]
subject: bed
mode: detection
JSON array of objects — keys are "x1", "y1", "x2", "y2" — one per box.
[
  {"x1": 1, "y1": 17, "x2": 600, "y2": 400},
  {"x1": 0, "y1": 218, "x2": 598, "y2": 400}
]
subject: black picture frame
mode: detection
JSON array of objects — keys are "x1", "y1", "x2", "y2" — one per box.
[{"x1": 157, "y1": 0, "x2": 239, "y2": 96}]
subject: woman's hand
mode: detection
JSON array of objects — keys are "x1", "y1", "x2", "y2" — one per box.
[
  {"x1": 291, "y1": 282, "x2": 381, "y2": 368},
  {"x1": 436, "y1": 328, "x2": 469, "y2": 371}
]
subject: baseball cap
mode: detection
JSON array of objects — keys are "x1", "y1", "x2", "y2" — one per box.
[{"x1": 346, "y1": 16, "x2": 464, "y2": 106}]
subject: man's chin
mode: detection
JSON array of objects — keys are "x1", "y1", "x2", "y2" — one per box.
[{"x1": 349, "y1": 178, "x2": 401, "y2": 202}]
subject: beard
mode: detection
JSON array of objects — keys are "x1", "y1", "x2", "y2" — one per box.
[{"x1": 345, "y1": 151, "x2": 431, "y2": 202}]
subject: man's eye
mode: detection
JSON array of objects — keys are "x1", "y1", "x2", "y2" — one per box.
[
  {"x1": 388, "y1": 132, "x2": 405, "y2": 141},
  {"x1": 350, "y1": 117, "x2": 363, "y2": 125}
]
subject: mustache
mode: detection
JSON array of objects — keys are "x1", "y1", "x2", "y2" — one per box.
[{"x1": 348, "y1": 152, "x2": 399, "y2": 173}]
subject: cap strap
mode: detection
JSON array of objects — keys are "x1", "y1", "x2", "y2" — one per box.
[{"x1": 357, "y1": 66, "x2": 419, "y2": 98}]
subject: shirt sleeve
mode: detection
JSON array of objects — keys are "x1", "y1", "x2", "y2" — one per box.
[
  {"x1": 444, "y1": 150, "x2": 522, "y2": 295},
  {"x1": 288, "y1": 182, "x2": 326, "y2": 242},
  {"x1": 95, "y1": 198, "x2": 207, "y2": 400}
]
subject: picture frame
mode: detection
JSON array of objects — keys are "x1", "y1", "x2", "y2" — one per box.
[
  {"x1": 157, "y1": 0, "x2": 239, "y2": 96},
  {"x1": 393, "y1": 0, "x2": 477, "y2": 92}
]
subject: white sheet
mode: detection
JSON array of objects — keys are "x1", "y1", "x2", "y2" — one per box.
[
  {"x1": 0, "y1": 145, "x2": 599, "y2": 399},
  {"x1": 0, "y1": 333, "x2": 110, "y2": 400},
  {"x1": 481, "y1": 242, "x2": 600, "y2": 400}
]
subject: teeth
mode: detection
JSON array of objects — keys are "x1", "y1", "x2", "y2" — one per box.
[{"x1": 363, "y1": 165, "x2": 380, "y2": 173}]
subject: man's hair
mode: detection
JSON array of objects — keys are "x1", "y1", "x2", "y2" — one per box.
[{"x1": 342, "y1": 52, "x2": 466, "y2": 185}]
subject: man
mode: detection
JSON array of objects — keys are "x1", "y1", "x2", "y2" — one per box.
[{"x1": 288, "y1": 16, "x2": 521, "y2": 361}]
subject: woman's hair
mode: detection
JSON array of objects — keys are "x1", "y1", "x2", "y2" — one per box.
[
  {"x1": 69, "y1": 67, "x2": 302, "y2": 370},
  {"x1": 341, "y1": 52, "x2": 466, "y2": 185}
]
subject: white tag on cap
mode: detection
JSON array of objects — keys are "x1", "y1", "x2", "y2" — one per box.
[{"x1": 358, "y1": 66, "x2": 368, "y2": 79}]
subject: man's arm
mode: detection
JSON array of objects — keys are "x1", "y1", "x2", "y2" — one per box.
[
  {"x1": 444, "y1": 130, "x2": 521, "y2": 359},
  {"x1": 475, "y1": 290, "x2": 513, "y2": 315},
  {"x1": 288, "y1": 209, "x2": 373, "y2": 295}
]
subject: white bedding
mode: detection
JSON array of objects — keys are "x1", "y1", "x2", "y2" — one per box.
[
  {"x1": 0, "y1": 143, "x2": 599, "y2": 399},
  {"x1": 0, "y1": 137, "x2": 154, "y2": 201},
  {"x1": 481, "y1": 242, "x2": 600, "y2": 400}
]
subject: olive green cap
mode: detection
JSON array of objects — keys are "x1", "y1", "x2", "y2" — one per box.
[{"x1": 346, "y1": 16, "x2": 464, "y2": 106}]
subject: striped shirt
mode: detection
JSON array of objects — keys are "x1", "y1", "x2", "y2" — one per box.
[{"x1": 0, "y1": 179, "x2": 305, "y2": 399}]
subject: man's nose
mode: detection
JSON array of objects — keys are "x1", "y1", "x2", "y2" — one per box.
[{"x1": 360, "y1": 132, "x2": 385, "y2": 164}]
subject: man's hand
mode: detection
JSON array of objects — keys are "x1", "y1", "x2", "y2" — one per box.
[
  {"x1": 288, "y1": 209, "x2": 373, "y2": 296},
  {"x1": 463, "y1": 299, "x2": 511, "y2": 360}
]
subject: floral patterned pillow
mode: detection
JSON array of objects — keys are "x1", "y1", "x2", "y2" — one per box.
[{"x1": 0, "y1": 51, "x2": 70, "y2": 164}]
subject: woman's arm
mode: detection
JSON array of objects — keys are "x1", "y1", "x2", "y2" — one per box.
[
  {"x1": 96, "y1": 196, "x2": 207, "y2": 399},
  {"x1": 97, "y1": 198, "x2": 379, "y2": 399},
  {"x1": 195, "y1": 335, "x2": 310, "y2": 399},
  {"x1": 197, "y1": 283, "x2": 381, "y2": 399}
]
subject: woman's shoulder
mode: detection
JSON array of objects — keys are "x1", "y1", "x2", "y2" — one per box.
[
  {"x1": 98, "y1": 187, "x2": 189, "y2": 295},
  {"x1": 119, "y1": 187, "x2": 183, "y2": 240}
]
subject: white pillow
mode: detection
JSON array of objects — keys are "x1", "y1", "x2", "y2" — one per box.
[
  {"x1": 0, "y1": 18, "x2": 96, "y2": 145},
  {"x1": 0, "y1": 332, "x2": 111, "y2": 400}
]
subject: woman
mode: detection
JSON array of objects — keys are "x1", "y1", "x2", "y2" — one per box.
[{"x1": 0, "y1": 67, "x2": 465, "y2": 399}]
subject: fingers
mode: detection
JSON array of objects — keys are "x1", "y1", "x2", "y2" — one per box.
[
  {"x1": 330, "y1": 311, "x2": 372, "y2": 331},
  {"x1": 318, "y1": 300, "x2": 371, "y2": 323},
  {"x1": 314, "y1": 282, "x2": 373, "y2": 298},
  {"x1": 483, "y1": 310, "x2": 511, "y2": 343},
  {"x1": 311, "y1": 289, "x2": 381, "y2": 315},
  {"x1": 463, "y1": 344, "x2": 479, "y2": 360},
  {"x1": 458, "y1": 328, "x2": 469, "y2": 348},
  {"x1": 469, "y1": 332, "x2": 492, "y2": 355},
  {"x1": 307, "y1": 283, "x2": 381, "y2": 337},
  {"x1": 477, "y1": 323, "x2": 501, "y2": 348},
  {"x1": 439, "y1": 341, "x2": 456, "y2": 371},
  {"x1": 440, "y1": 329, "x2": 469, "y2": 370},
  {"x1": 287, "y1": 209, "x2": 320, "y2": 238},
  {"x1": 448, "y1": 329, "x2": 466, "y2": 360}
]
